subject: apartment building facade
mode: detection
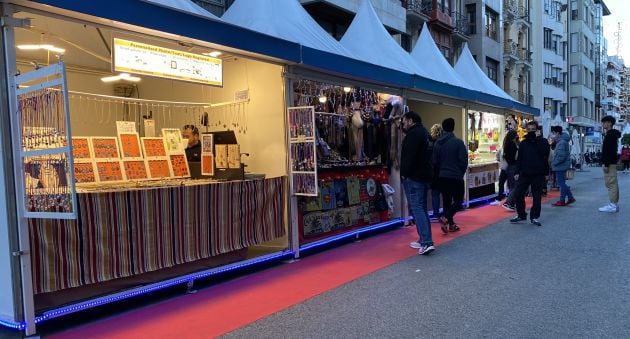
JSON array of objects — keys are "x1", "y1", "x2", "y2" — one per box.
[
  {"x1": 502, "y1": 0, "x2": 533, "y2": 106},
  {"x1": 602, "y1": 56, "x2": 624, "y2": 125},
  {"x1": 532, "y1": 0, "x2": 567, "y2": 121}
]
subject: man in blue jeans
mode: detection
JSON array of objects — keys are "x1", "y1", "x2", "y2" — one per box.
[
  {"x1": 400, "y1": 111, "x2": 434, "y2": 255},
  {"x1": 550, "y1": 126, "x2": 576, "y2": 206}
]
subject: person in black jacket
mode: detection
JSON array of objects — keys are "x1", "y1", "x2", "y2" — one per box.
[
  {"x1": 433, "y1": 118, "x2": 468, "y2": 234},
  {"x1": 598, "y1": 115, "x2": 622, "y2": 213},
  {"x1": 400, "y1": 111, "x2": 434, "y2": 255},
  {"x1": 509, "y1": 121, "x2": 550, "y2": 226},
  {"x1": 500, "y1": 130, "x2": 520, "y2": 210}
]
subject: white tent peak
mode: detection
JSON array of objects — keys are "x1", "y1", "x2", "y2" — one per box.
[
  {"x1": 143, "y1": 0, "x2": 221, "y2": 21},
  {"x1": 411, "y1": 23, "x2": 471, "y2": 88},
  {"x1": 454, "y1": 43, "x2": 514, "y2": 100},
  {"x1": 221, "y1": 0, "x2": 353, "y2": 57},
  {"x1": 340, "y1": 0, "x2": 428, "y2": 76}
]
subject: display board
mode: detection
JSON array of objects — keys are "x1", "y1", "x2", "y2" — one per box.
[
  {"x1": 287, "y1": 106, "x2": 318, "y2": 196},
  {"x1": 14, "y1": 62, "x2": 77, "y2": 219}
]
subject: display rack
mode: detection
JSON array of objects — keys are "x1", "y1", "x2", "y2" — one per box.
[{"x1": 287, "y1": 106, "x2": 318, "y2": 196}]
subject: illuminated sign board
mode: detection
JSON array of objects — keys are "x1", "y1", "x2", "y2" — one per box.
[{"x1": 113, "y1": 38, "x2": 222, "y2": 86}]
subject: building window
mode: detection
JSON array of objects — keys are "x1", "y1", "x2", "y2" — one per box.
[
  {"x1": 485, "y1": 7, "x2": 498, "y2": 41},
  {"x1": 466, "y1": 4, "x2": 476, "y2": 35},
  {"x1": 584, "y1": 98, "x2": 589, "y2": 117},
  {"x1": 571, "y1": 1, "x2": 578, "y2": 20},
  {"x1": 401, "y1": 33, "x2": 411, "y2": 52},
  {"x1": 570, "y1": 33, "x2": 578, "y2": 53},
  {"x1": 486, "y1": 57, "x2": 499, "y2": 84},
  {"x1": 570, "y1": 97, "x2": 578, "y2": 115},
  {"x1": 590, "y1": 71, "x2": 594, "y2": 89},
  {"x1": 544, "y1": 28, "x2": 553, "y2": 50},
  {"x1": 544, "y1": 97, "x2": 554, "y2": 113},
  {"x1": 544, "y1": 63, "x2": 553, "y2": 82},
  {"x1": 583, "y1": 66, "x2": 588, "y2": 86},
  {"x1": 571, "y1": 65, "x2": 579, "y2": 83}
]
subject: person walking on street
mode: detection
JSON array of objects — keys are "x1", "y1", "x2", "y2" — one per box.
[
  {"x1": 433, "y1": 118, "x2": 468, "y2": 234},
  {"x1": 598, "y1": 115, "x2": 621, "y2": 213},
  {"x1": 550, "y1": 126, "x2": 576, "y2": 206},
  {"x1": 509, "y1": 121, "x2": 550, "y2": 226},
  {"x1": 400, "y1": 112, "x2": 435, "y2": 255},
  {"x1": 490, "y1": 147, "x2": 508, "y2": 205},
  {"x1": 621, "y1": 144, "x2": 630, "y2": 174},
  {"x1": 428, "y1": 124, "x2": 443, "y2": 222}
]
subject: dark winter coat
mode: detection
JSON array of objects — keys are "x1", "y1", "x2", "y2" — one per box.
[
  {"x1": 503, "y1": 139, "x2": 519, "y2": 165},
  {"x1": 601, "y1": 129, "x2": 621, "y2": 166},
  {"x1": 401, "y1": 124, "x2": 432, "y2": 183},
  {"x1": 516, "y1": 133, "x2": 551, "y2": 176},
  {"x1": 432, "y1": 132, "x2": 468, "y2": 180},
  {"x1": 551, "y1": 132, "x2": 572, "y2": 171}
]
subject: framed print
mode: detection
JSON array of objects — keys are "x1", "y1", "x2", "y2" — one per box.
[
  {"x1": 201, "y1": 154, "x2": 214, "y2": 176},
  {"x1": 146, "y1": 158, "x2": 172, "y2": 179},
  {"x1": 123, "y1": 160, "x2": 149, "y2": 180},
  {"x1": 201, "y1": 134, "x2": 214, "y2": 153},
  {"x1": 169, "y1": 154, "x2": 190, "y2": 178},
  {"x1": 215, "y1": 144, "x2": 228, "y2": 168},
  {"x1": 162, "y1": 128, "x2": 184, "y2": 154},
  {"x1": 90, "y1": 137, "x2": 120, "y2": 159},
  {"x1": 73, "y1": 161, "x2": 97, "y2": 184},
  {"x1": 118, "y1": 133, "x2": 143, "y2": 159},
  {"x1": 94, "y1": 160, "x2": 126, "y2": 183},
  {"x1": 227, "y1": 144, "x2": 241, "y2": 169},
  {"x1": 141, "y1": 137, "x2": 168, "y2": 158},
  {"x1": 71, "y1": 137, "x2": 92, "y2": 160}
]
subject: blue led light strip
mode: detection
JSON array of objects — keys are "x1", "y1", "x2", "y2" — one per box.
[
  {"x1": 0, "y1": 318, "x2": 25, "y2": 330},
  {"x1": 300, "y1": 219, "x2": 404, "y2": 251},
  {"x1": 21, "y1": 250, "x2": 293, "y2": 325}
]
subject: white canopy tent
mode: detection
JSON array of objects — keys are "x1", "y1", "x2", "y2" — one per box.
[
  {"x1": 143, "y1": 0, "x2": 221, "y2": 20},
  {"x1": 552, "y1": 112, "x2": 567, "y2": 129},
  {"x1": 540, "y1": 109, "x2": 551, "y2": 138},
  {"x1": 454, "y1": 43, "x2": 514, "y2": 101},
  {"x1": 410, "y1": 23, "x2": 472, "y2": 88},
  {"x1": 340, "y1": 0, "x2": 430, "y2": 77},
  {"x1": 221, "y1": 0, "x2": 353, "y2": 57},
  {"x1": 570, "y1": 129, "x2": 581, "y2": 158},
  {"x1": 623, "y1": 123, "x2": 630, "y2": 135}
]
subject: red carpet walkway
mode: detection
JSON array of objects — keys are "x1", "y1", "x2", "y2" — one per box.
[{"x1": 51, "y1": 194, "x2": 556, "y2": 339}]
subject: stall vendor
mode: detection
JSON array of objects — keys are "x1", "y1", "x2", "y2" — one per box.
[{"x1": 183, "y1": 124, "x2": 201, "y2": 161}]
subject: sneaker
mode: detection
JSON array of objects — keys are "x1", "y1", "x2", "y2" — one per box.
[
  {"x1": 429, "y1": 217, "x2": 440, "y2": 223},
  {"x1": 448, "y1": 224, "x2": 461, "y2": 232},
  {"x1": 552, "y1": 201, "x2": 567, "y2": 207},
  {"x1": 566, "y1": 198, "x2": 576, "y2": 205},
  {"x1": 530, "y1": 219, "x2": 542, "y2": 226},
  {"x1": 598, "y1": 203, "x2": 619, "y2": 213},
  {"x1": 510, "y1": 216, "x2": 527, "y2": 223},
  {"x1": 418, "y1": 244, "x2": 435, "y2": 255},
  {"x1": 502, "y1": 202, "x2": 516, "y2": 211},
  {"x1": 409, "y1": 241, "x2": 422, "y2": 249}
]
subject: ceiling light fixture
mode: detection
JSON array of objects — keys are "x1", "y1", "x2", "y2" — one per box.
[
  {"x1": 17, "y1": 44, "x2": 65, "y2": 54},
  {"x1": 203, "y1": 51, "x2": 222, "y2": 57},
  {"x1": 101, "y1": 73, "x2": 141, "y2": 83},
  {"x1": 343, "y1": 87, "x2": 352, "y2": 93},
  {"x1": 318, "y1": 95, "x2": 327, "y2": 104}
]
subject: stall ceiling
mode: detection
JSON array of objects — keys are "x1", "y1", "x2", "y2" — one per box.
[{"x1": 13, "y1": 11, "x2": 234, "y2": 74}]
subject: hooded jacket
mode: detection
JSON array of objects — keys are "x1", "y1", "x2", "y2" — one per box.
[
  {"x1": 432, "y1": 132, "x2": 468, "y2": 180},
  {"x1": 400, "y1": 124, "x2": 432, "y2": 183},
  {"x1": 551, "y1": 132, "x2": 572, "y2": 171},
  {"x1": 601, "y1": 129, "x2": 621, "y2": 166},
  {"x1": 516, "y1": 132, "x2": 550, "y2": 176}
]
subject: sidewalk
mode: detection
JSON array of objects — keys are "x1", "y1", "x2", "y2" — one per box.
[{"x1": 223, "y1": 168, "x2": 629, "y2": 338}]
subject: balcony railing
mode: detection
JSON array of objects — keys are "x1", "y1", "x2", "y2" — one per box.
[
  {"x1": 544, "y1": 77, "x2": 565, "y2": 89},
  {"x1": 518, "y1": 48, "x2": 532, "y2": 63},
  {"x1": 504, "y1": 41, "x2": 519, "y2": 57},
  {"x1": 510, "y1": 90, "x2": 533, "y2": 105},
  {"x1": 503, "y1": 0, "x2": 530, "y2": 22},
  {"x1": 451, "y1": 11, "x2": 470, "y2": 36},
  {"x1": 401, "y1": 0, "x2": 432, "y2": 16}
]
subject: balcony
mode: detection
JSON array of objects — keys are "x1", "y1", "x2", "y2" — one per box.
[
  {"x1": 503, "y1": 0, "x2": 530, "y2": 24},
  {"x1": 510, "y1": 90, "x2": 533, "y2": 106},
  {"x1": 451, "y1": 11, "x2": 470, "y2": 41},
  {"x1": 503, "y1": 41, "x2": 519, "y2": 63},
  {"x1": 517, "y1": 48, "x2": 533, "y2": 66},
  {"x1": 402, "y1": 0, "x2": 431, "y2": 23},
  {"x1": 544, "y1": 77, "x2": 565, "y2": 89}
]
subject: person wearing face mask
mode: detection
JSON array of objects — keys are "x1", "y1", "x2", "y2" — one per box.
[
  {"x1": 400, "y1": 111, "x2": 434, "y2": 255},
  {"x1": 509, "y1": 121, "x2": 550, "y2": 226},
  {"x1": 550, "y1": 126, "x2": 575, "y2": 206}
]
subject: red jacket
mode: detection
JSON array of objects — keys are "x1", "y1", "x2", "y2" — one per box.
[{"x1": 622, "y1": 148, "x2": 630, "y2": 161}]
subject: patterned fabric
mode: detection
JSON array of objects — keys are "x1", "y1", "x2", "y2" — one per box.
[{"x1": 29, "y1": 177, "x2": 287, "y2": 294}]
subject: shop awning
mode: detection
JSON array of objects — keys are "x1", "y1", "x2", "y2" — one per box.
[{"x1": 221, "y1": 0, "x2": 354, "y2": 58}]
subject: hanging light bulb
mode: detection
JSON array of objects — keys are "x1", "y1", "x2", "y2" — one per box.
[
  {"x1": 318, "y1": 95, "x2": 327, "y2": 103},
  {"x1": 343, "y1": 87, "x2": 352, "y2": 93}
]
